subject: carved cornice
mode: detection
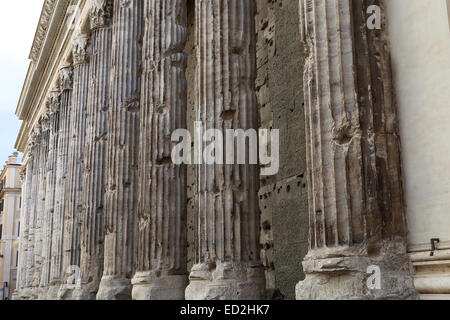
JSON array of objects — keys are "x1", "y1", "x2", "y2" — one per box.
[
  {"x1": 73, "y1": 34, "x2": 90, "y2": 65},
  {"x1": 59, "y1": 66, "x2": 74, "y2": 91},
  {"x1": 29, "y1": 0, "x2": 58, "y2": 62},
  {"x1": 90, "y1": 0, "x2": 113, "y2": 30}
]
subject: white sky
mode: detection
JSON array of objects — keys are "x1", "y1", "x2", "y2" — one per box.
[{"x1": 0, "y1": 1, "x2": 45, "y2": 164}]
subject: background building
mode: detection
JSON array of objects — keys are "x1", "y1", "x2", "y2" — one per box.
[{"x1": 0, "y1": 154, "x2": 22, "y2": 300}]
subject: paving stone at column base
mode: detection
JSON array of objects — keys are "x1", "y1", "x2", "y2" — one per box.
[
  {"x1": 186, "y1": 262, "x2": 266, "y2": 300},
  {"x1": 296, "y1": 245, "x2": 419, "y2": 300},
  {"x1": 96, "y1": 275, "x2": 132, "y2": 300},
  {"x1": 132, "y1": 272, "x2": 187, "y2": 300}
]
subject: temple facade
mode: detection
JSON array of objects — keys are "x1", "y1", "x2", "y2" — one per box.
[{"x1": 12, "y1": 0, "x2": 450, "y2": 300}]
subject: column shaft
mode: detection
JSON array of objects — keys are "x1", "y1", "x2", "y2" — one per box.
[
  {"x1": 39, "y1": 91, "x2": 61, "y2": 299},
  {"x1": 75, "y1": 0, "x2": 113, "y2": 300},
  {"x1": 16, "y1": 156, "x2": 33, "y2": 299},
  {"x1": 97, "y1": 0, "x2": 144, "y2": 300},
  {"x1": 48, "y1": 67, "x2": 73, "y2": 300},
  {"x1": 132, "y1": 0, "x2": 188, "y2": 300},
  {"x1": 186, "y1": 0, "x2": 265, "y2": 300},
  {"x1": 25, "y1": 126, "x2": 42, "y2": 298},
  {"x1": 31, "y1": 114, "x2": 50, "y2": 297},
  {"x1": 59, "y1": 34, "x2": 90, "y2": 300},
  {"x1": 296, "y1": 0, "x2": 417, "y2": 300}
]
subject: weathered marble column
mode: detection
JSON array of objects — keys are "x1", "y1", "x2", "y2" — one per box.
[
  {"x1": 16, "y1": 152, "x2": 34, "y2": 299},
  {"x1": 295, "y1": 0, "x2": 418, "y2": 300},
  {"x1": 47, "y1": 66, "x2": 73, "y2": 300},
  {"x1": 59, "y1": 34, "x2": 90, "y2": 300},
  {"x1": 96, "y1": 0, "x2": 144, "y2": 300},
  {"x1": 132, "y1": 0, "x2": 188, "y2": 300},
  {"x1": 185, "y1": 0, "x2": 265, "y2": 300},
  {"x1": 13, "y1": 165, "x2": 27, "y2": 299},
  {"x1": 25, "y1": 125, "x2": 43, "y2": 299},
  {"x1": 31, "y1": 113, "x2": 51, "y2": 298},
  {"x1": 39, "y1": 90, "x2": 61, "y2": 299},
  {"x1": 74, "y1": 0, "x2": 113, "y2": 300}
]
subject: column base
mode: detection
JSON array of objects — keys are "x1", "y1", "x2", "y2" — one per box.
[
  {"x1": 296, "y1": 247, "x2": 419, "y2": 300},
  {"x1": 96, "y1": 275, "x2": 132, "y2": 300},
  {"x1": 37, "y1": 286, "x2": 49, "y2": 300},
  {"x1": 132, "y1": 272, "x2": 187, "y2": 300},
  {"x1": 46, "y1": 284, "x2": 61, "y2": 300},
  {"x1": 57, "y1": 284, "x2": 77, "y2": 300},
  {"x1": 29, "y1": 287, "x2": 39, "y2": 300},
  {"x1": 185, "y1": 262, "x2": 265, "y2": 300},
  {"x1": 72, "y1": 282, "x2": 99, "y2": 300}
]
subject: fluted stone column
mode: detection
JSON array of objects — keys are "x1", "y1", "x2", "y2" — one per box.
[
  {"x1": 25, "y1": 125, "x2": 43, "y2": 299},
  {"x1": 132, "y1": 0, "x2": 188, "y2": 300},
  {"x1": 39, "y1": 90, "x2": 61, "y2": 299},
  {"x1": 96, "y1": 0, "x2": 144, "y2": 300},
  {"x1": 295, "y1": 0, "x2": 417, "y2": 300},
  {"x1": 31, "y1": 113, "x2": 51, "y2": 298},
  {"x1": 74, "y1": 0, "x2": 113, "y2": 300},
  {"x1": 185, "y1": 0, "x2": 265, "y2": 300},
  {"x1": 13, "y1": 166, "x2": 27, "y2": 299},
  {"x1": 16, "y1": 153, "x2": 34, "y2": 299},
  {"x1": 59, "y1": 34, "x2": 91, "y2": 300},
  {"x1": 47, "y1": 66, "x2": 73, "y2": 300}
]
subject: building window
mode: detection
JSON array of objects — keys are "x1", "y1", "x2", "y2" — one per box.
[
  {"x1": 0, "y1": 224, "x2": 3, "y2": 240},
  {"x1": 19, "y1": 196, "x2": 21, "y2": 209},
  {"x1": 16, "y1": 220, "x2": 20, "y2": 238},
  {"x1": 15, "y1": 249, "x2": 19, "y2": 267},
  {"x1": 0, "y1": 200, "x2": 4, "y2": 213}
]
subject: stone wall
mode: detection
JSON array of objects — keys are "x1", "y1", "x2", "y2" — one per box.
[{"x1": 185, "y1": 0, "x2": 308, "y2": 300}]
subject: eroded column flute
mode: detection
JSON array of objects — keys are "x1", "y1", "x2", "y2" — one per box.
[
  {"x1": 96, "y1": 0, "x2": 144, "y2": 300},
  {"x1": 59, "y1": 34, "x2": 90, "y2": 300},
  {"x1": 39, "y1": 90, "x2": 61, "y2": 299},
  {"x1": 47, "y1": 66, "x2": 73, "y2": 300},
  {"x1": 16, "y1": 145, "x2": 34, "y2": 299},
  {"x1": 186, "y1": 0, "x2": 265, "y2": 300},
  {"x1": 295, "y1": 0, "x2": 417, "y2": 299},
  {"x1": 14, "y1": 165, "x2": 27, "y2": 299},
  {"x1": 132, "y1": 0, "x2": 188, "y2": 300},
  {"x1": 32, "y1": 113, "x2": 51, "y2": 298},
  {"x1": 25, "y1": 125, "x2": 42, "y2": 299},
  {"x1": 74, "y1": 0, "x2": 113, "y2": 300}
]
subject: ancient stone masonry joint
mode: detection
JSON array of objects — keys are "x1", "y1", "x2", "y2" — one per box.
[
  {"x1": 296, "y1": 0, "x2": 417, "y2": 300},
  {"x1": 131, "y1": 0, "x2": 188, "y2": 300},
  {"x1": 185, "y1": 0, "x2": 266, "y2": 300}
]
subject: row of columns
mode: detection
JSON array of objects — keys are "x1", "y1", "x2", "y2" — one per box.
[{"x1": 15, "y1": 0, "x2": 416, "y2": 300}]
